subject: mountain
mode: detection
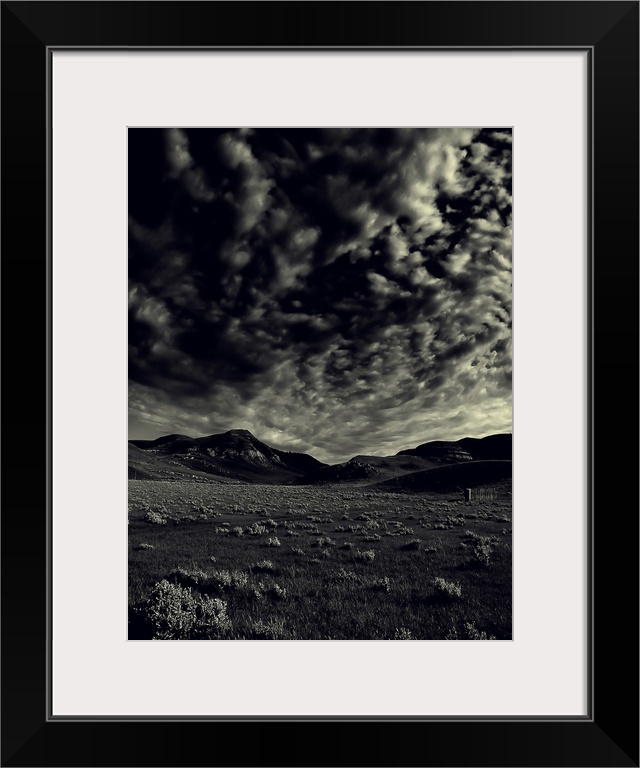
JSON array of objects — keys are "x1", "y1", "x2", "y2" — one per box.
[
  {"x1": 297, "y1": 454, "x2": 440, "y2": 486},
  {"x1": 129, "y1": 429, "x2": 327, "y2": 483},
  {"x1": 397, "y1": 433, "x2": 511, "y2": 462},
  {"x1": 296, "y1": 459, "x2": 381, "y2": 485}
]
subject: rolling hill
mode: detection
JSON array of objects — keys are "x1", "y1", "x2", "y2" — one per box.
[{"x1": 375, "y1": 459, "x2": 513, "y2": 494}]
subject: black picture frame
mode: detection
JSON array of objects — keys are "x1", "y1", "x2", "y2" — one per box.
[{"x1": 2, "y1": 2, "x2": 638, "y2": 766}]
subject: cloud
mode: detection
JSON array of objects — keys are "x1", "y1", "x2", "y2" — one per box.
[{"x1": 129, "y1": 128, "x2": 512, "y2": 462}]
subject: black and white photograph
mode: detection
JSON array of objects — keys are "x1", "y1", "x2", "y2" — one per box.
[{"x1": 128, "y1": 127, "x2": 513, "y2": 641}]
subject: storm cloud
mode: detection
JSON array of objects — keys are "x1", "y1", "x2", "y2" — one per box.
[{"x1": 129, "y1": 128, "x2": 512, "y2": 463}]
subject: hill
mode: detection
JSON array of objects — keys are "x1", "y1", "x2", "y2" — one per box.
[
  {"x1": 398, "y1": 433, "x2": 511, "y2": 462},
  {"x1": 129, "y1": 429, "x2": 327, "y2": 484},
  {"x1": 298, "y1": 454, "x2": 441, "y2": 485},
  {"x1": 374, "y1": 460, "x2": 512, "y2": 494}
]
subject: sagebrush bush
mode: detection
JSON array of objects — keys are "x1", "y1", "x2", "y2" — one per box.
[
  {"x1": 371, "y1": 576, "x2": 391, "y2": 593},
  {"x1": 144, "y1": 510, "x2": 167, "y2": 525},
  {"x1": 265, "y1": 537, "x2": 281, "y2": 548},
  {"x1": 246, "y1": 522, "x2": 268, "y2": 536},
  {"x1": 333, "y1": 568, "x2": 361, "y2": 584},
  {"x1": 142, "y1": 580, "x2": 232, "y2": 640},
  {"x1": 462, "y1": 531, "x2": 498, "y2": 567},
  {"x1": 208, "y1": 569, "x2": 249, "y2": 592},
  {"x1": 315, "y1": 537, "x2": 335, "y2": 548},
  {"x1": 252, "y1": 559, "x2": 277, "y2": 574},
  {"x1": 251, "y1": 617, "x2": 288, "y2": 640},
  {"x1": 464, "y1": 622, "x2": 496, "y2": 640},
  {"x1": 353, "y1": 549, "x2": 376, "y2": 563},
  {"x1": 433, "y1": 576, "x2": 462, "y2": 600},
  {"x1": 446, "y1": 622, "x2": 496, "y2": 640},
  {"x1": 169, "y1": 567, "x2": 208, "y2": 588}
]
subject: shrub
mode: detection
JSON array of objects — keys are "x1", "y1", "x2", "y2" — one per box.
[
  {"x1": 353, "y1": 549, "x2": 376, "y2": 563},
  {"x1": 333, "y1": 568, "x2": 360, "y2": 584},
  {"x1": 133, "y1": 542, "x2": 154, "y2": 551},
  {"x1": 252, "y1": 559, "x2": 277, "y2": 574},
  {"x1": 230, "y1": 526, "x2": 244, "y2": 537},
  {"x1": 208, "y1": 569, "x2": 249, "y2": 592},
  {"x1": 193, "y1": 505, "x2": 218, "y2": 517},
  {"x1": 371, "y1": 576, "x2": 391, "y2": 593},
  {"x1": 447, "y1": 622, "x2": 496, "y2": 640},
  {"x1": 169, "y1": 567, "x2": 208, "y2": 588},
  {"x1": 464, "y1": 622, "x2": 496, "y2": 640},
  {"x1": 297, "y1": 523, "x2": 320, "y2": 534},
  {"x1": 462, "y1": 531, "x2": 498, "y2": 567},
  {"x1": 144, "y1": 510, "x2": 167, "y2": 525},
  {"x1": 314, "y1": 537, "x2": 335, "y2": 548},
  {"x1": 246, "y1": 522, "x2": 268, "y2": 536},
  {"x1": 396, "y1": 525, "x2": 414, "y2": 536},
  {"x1": 251, "y1": 617, "x2": 288, "y2": 640},
  {"x1": 433, "y1": 577, "x2": 462, "y2": 600},
  {"x1": 393, "y1": 627, "x2": 414, "y2": 640},
  {"x1": 142, "y1": 580, "x2": 231, "y2": 640},
  {"x1": 265, "y1": 537, "x2": 281, "y2": 548}
]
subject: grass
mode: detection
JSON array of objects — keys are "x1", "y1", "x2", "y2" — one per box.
[{"x1": 129, "y1": 480, "x2": 511, "y2": 640}]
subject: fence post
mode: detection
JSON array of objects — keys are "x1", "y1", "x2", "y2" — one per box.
[{"x1": 464, "y1": 488, "x2": 472, "y2": 502}]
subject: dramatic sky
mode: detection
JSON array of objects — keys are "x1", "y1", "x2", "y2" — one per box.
[{"x1": 129, "y1": 128, "x2": 512, "y2": 464}]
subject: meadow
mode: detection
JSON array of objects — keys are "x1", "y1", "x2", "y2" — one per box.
[{"x1": 128, "y1": 480, "x2": 512, "y2": 640}]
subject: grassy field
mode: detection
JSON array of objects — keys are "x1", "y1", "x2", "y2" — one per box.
[{"x1": 128, "y1": 480, "x2": 512, "y2": 640}]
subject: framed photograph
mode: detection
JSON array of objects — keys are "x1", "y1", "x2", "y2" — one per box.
[{"x1": 3, "y1": 2, "x2": 637, "y2": 766}]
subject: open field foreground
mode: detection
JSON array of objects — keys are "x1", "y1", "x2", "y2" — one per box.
[{"x1": 129, "y1": 480, "x2": 511, "y2": 641}]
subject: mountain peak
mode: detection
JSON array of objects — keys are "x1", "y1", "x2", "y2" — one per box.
[{"x1": 223, "y1": 429, "x2": 255, "y2": 438}]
